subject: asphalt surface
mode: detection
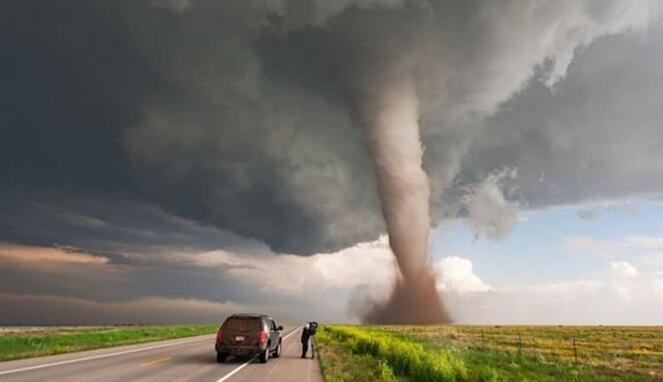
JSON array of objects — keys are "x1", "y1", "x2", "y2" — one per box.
[{"x1": 0, "y1": 326, "x2": 323, "y2": 382}]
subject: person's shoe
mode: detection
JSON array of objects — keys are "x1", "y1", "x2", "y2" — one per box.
[{"x1": 300, "y1": 355, "x2": 306, "y2": 358}]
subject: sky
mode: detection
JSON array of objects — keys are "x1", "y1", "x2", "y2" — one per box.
[{"x1": 2, "y1": 0, "x2": 663, "y2": 325}]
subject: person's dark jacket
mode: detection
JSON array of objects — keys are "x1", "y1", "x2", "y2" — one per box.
[{"x1": 301, "y1": 326, "x2": 312, "y2": 343}]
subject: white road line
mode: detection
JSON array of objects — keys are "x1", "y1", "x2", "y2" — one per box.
[
  {"x1": 0, "y1": 336, "x2": 213, "y2": 377},
  {"x1": 216, "y1": 327, "x2": 301, "y2": 382}
]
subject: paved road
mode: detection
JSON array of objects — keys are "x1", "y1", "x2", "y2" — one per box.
[{"x1": 0, "y1": 326, "x2": 323, "y2": 382}]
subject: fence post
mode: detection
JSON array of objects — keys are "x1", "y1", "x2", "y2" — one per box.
[{"x1": 573, "y1": 337, "x2": 578, "y2": 364}]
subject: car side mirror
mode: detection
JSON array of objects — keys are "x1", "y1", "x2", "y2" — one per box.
[{"x1": 277, "y1": 325, "x2": 284, "y2": 331}]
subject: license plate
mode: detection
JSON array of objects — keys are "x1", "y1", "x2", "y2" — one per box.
[{"x1": 234, "y1": 336, "x2": 245, "y2": 341}]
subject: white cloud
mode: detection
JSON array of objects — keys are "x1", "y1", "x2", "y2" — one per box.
[
  {"x1": 609, "y1": 261, "x2": 639, "y2": 278},
  {"x1": 152, "y1": 239, "x2": 493, "y2": 298},
  {"x1": 566, "y1": 235, "x2": 663, "y2": 266},
  {"x1": 565, "y1": 236, "x2": 628, "y2": 257},
  {"x1": 154, "y1": 236, "x2": 395, "y2": 295},
  {"x1": 434, "y1": 256, "x2": 491, "y2": 294},
  {"x1": 448, "y1": 261, "x2": 663, "y2": 324},
  {"x1": 641, "y1": 252, "x2": 663, "y2": 266},
  {"x1": 623, "y1": 235, "x2": 663, "y2": 249}
]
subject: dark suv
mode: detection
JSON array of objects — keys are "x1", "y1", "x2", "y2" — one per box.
[{"x1": 215, "y1": 313, "x2": 284, "y2": 363}]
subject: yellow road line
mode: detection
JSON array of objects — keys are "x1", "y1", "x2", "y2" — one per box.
[{"x1": 141, "y1": 356, "x2": 172, "y2": 367}]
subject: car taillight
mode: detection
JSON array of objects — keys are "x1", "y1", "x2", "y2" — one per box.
[
  {"x1": 258, "y1": 330, "x2": 267, "y2": 344},
  {"x1": 216, "y1": 330, "x2": 223, "y2": 343}
]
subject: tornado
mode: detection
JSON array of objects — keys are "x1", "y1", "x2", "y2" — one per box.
[{"x1": 357, "y1": 73, "x2": 451, "y2": 324}]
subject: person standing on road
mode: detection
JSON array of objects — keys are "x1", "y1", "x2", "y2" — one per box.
[
  {"x1": 301, "y1": 321, "x2": 318, "y2": 358},
  {"x1": 301, "y1": 323, "x2": 311, "y2": 358}
]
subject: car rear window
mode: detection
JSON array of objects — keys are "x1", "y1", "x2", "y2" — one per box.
[{"x1": 223, "y1": 317, "x2": 261, "y2": 333}]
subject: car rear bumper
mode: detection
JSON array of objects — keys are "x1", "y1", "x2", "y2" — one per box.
[{"x1": 216, "y1": 344, "x2": 266, "y2": 356}]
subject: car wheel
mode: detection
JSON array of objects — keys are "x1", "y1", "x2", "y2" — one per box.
[
  {"x1": 259, "y1": 346, "x2": 269, "y2": 363},
  {"x1": 273, "y1": 341, "x2": 282, "y2": 358},
  {"x1": 216, "y1": 352, "x2": 228, "y2": 363}
]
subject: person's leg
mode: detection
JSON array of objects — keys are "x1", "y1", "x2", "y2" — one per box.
[{"x1": 301, "y1": 339, "x2": 309, "y2": 358}]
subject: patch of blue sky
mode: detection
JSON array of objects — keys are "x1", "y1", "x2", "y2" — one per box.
[{"x1": 431, "y1": 201, "x2": 663, "y2": 288}]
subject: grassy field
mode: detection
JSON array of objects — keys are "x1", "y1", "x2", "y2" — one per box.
[
  {"x1": 317, "y1": 325, "x2": 663, "y2": 382},
  {"x1": 0, "y1": 325, "x2": 217, "y2": 362}
]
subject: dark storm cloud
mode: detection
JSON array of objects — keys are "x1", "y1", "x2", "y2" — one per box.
[
  {"x1": 0, "y1": 1, "x2": 156, "y2": 192},
  {"x1": 1, "y1": 0, "x2": 662, "y2": 256},
  {"x1": 0, "y1": 188, "x2": 256, "y2": 255},
  {"x1": 0, "y1": 0, "x2": 385, "y2": 255},
  {"x1": 462, "y1": 24, "x2": 663, "y2": 210}
]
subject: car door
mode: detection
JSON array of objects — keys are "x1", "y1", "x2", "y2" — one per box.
[{"x1": 268, "y1": 319, "x2": 279, "y2": 350}]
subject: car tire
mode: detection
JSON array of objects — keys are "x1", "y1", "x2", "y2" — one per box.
[
  {"x1": 259, "y1": 346, "x2": 269, "y2": 363},
  {"x1": 216, "y1": 352, "x2": 228, "y2": 363},
  {"x1": 273, "y1": 340, "x2": 282, "y2": 358}
]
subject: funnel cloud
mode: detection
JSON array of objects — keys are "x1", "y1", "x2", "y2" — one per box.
[{"x1": 357, "y1": 74, "x2": 449, "y2": 322}]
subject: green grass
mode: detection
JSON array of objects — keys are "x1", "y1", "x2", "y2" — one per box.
[
  {"x1": 318, "y1": 334, "x2": 398, "y2": 382},
  {"x1": 0, "y1": 325, "x2": 217, "y2": 362},
  {"x1": 317, "y1": 325, "x2": 663, "y2": 382}
]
